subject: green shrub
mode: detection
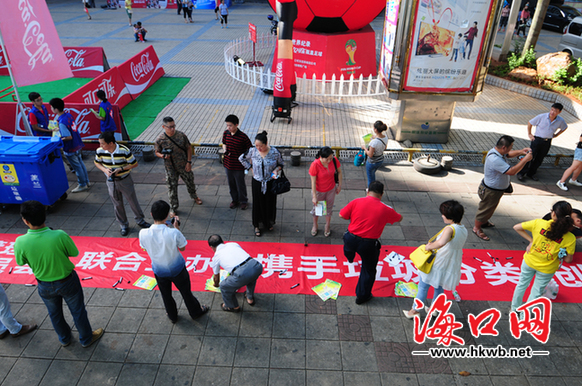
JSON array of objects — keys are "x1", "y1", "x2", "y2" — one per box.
[
  {"x1": 508, "y1": 47, "x2": 537, "y2": 71},
  {"x1": 552, "y1": 58, "x2": 582, "y2": 86}
]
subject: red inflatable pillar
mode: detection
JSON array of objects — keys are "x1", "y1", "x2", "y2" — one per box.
[{"x1": 271, "y1": 0, "x2": 297, "y2": 123}]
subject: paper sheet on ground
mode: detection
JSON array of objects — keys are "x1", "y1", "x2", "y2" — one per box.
[
  {"x1": 205, "y1": 269, "x2": 229, "y2": 293},
  {"x1": 312, "y1": 279, "x2": 342, "y2": 301},
  {"x1": 133, "y1": 275, "x2": 157, "y2": 290}
]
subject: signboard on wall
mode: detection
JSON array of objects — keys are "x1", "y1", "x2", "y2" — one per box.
[
  {"x1": 403, "y1": 0, "x2": 494, "y2": 93},
  {"x1": 379, "y1": 0, "x2": 401, "y2": 88}
]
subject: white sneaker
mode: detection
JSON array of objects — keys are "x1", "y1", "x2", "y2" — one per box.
[
  {"x1": 71, "y1": 185, "x2": 89, "y2": 193},
  {"x1": 569, "y1": 179, "x2": 582, "y2": 187},
  {"x1": 556, "y1": 181, "x2": 569, "y2": 191}
]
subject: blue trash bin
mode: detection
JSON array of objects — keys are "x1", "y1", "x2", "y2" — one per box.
[{"x1": 0, "y1": 136, "x2": 69, "y2": 206}]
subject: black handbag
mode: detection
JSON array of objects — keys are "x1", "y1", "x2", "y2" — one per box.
[{"x1": 270, "y1": 169, "x2": 291, "y2": 195}]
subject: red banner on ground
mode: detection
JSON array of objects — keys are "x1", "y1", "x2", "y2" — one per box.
[
  {"x1": 64, "y1": 66, "x2": 133, "y2": 109},
  {"x1": 0, "y1": 102, "x2": 123, "y2": 142},
  {"x1": 116, "y1": 45, "x2": 165, "y2": 99},
  {"x1": 0, "y1": 0, "x2": 73, "y2": 87},
  {"x1": 0, "y1": 234, "x2": 580, "y2": 303},
  {"x1": 64, "y1": 47, "x2": 109, "y2": 78}
]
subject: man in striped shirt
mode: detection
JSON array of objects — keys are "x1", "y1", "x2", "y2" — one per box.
[
  {"x1": 222, "y1": 115, "x2": 252, "y2": 210},
  {"x1": 94, "y1": 131, "x2": 151, "y2": 236}
]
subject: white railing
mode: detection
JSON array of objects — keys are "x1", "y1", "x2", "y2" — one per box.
[{"x1": 224, "y1": 33, "x2": 386, "y2": 97}]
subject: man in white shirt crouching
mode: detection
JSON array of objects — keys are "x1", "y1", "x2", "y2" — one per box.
[{"x1": 208, "y1": 234, "x2": 263, "y2": 312}]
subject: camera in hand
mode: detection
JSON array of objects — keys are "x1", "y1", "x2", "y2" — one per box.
[
  {"x1": 107, "y1": 168, "x2": 119, "y2": 182},
  {"x1": 161, "y1": 148, "x2": 173, "y2": 157},
  {"x1": 171, "y1": 217, "x2": 180, "y2": 227}
]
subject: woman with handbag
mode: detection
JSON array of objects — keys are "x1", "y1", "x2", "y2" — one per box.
[
  {"x1": 362, "y1": 121, "x2": 388, "y2": 187},
  {"x1": 404, "y1": 200, "x2": 468, "y2": 318},
  {"x1": 309, "y1": 147, "x2": 342, "y2": 237},
  {"x1": 511, "y1": 201, "x2": 575, "y2": 312},
  {"x1": 239, "y1": 131, "x2": 284, "y2": 237}
]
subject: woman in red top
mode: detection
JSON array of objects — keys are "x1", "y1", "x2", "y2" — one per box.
[{"x1": 309, "y1": 147, "x2": 342, "y2": 237}]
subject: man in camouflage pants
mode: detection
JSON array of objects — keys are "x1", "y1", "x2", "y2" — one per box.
[{"x1": 155, "y1": 117, "x2": 202, "y2": 215}]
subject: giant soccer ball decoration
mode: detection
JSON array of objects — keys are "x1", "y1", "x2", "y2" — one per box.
[{"x1": 268, "y1": 0, "x2": 385, "y2": 33}]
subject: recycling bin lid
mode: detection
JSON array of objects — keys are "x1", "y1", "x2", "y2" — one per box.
[{"x1": 0, "y1": 136, "x2": 63, "y2": 161}]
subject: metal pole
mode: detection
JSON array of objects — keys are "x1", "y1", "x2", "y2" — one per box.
[{"x1": 0, "y1": 31, "x2": 33, "y2": 136}]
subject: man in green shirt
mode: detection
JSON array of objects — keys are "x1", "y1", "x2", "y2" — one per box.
[{"x1": 14, "y1": 200, "x2": 104, "y2": 348}]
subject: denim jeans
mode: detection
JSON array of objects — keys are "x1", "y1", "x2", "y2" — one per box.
[
  {"x1": 414, "y1": 276, "x2": 443, "y2": 311},
  {"x1": 37, "y1": 270, "x2": 93, "y2": 346},
  {"x1": 65, "y1": 149, "x2": 89, "y2": 187},
  {"x1": 343, "y1": 231, "x2": 381, "y2": 300},
  {"x1": 511, "y1": 260, "x2": 554, "y2": 312},
  {"x1": 0, "y1": 285, "x2": 22, "y2": 334},
  {"x1": 365, "y1": 161, "x2": 383, "y2": 187}
]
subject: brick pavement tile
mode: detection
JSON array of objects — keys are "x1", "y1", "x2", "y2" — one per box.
[
  {"x1": 341, "y1": 341, "x2": 378, "y2": 372},
  {"x1": 337, "y1": 314, "x2": 373, "y2": 342},
  {"x1": 306, "y1": 314, "x2": 339, "y2": 341},
  {"x1": 270, "y1": 339, "x2": 306, "y2": 369},
  {"x1": 306, "y1": 370, "x2": 343, "y2": 386},
  {"x1": 116, "y1": 364, "x2": 159, "y2": 386},
  {"x1": 273, "y1": 312, "x2": 305, "y2": 339},
  {"x1": 343, "y1": 372, "x2": 382, "y2": 385},
  {"x1": 370, "y1": 316, "x2": 408, "y2": 343},
  {"x1": 153, "y1": 364, "x2": 195, "y2": 386},
  {"x1": 409, "y1": 343, "x2": 452, "y2": 374},
  {"x1": 379, "y1": 372, "x2": 419, "y2": 385},
  {"x1": 2, "y1": 358, "x2": 51, "y2": 386},
  {"x1": 305, "y1": 296, "x2": 337, "y2": 315},
  {"x1": 22, "y1": 329, "x2": 61, "y2": 359},
  {"x1": 240, "y1": 311, "x2": 274, "y2": 338},
  {"x1": 218, "y1": 368, "x2": 265, "y2": 386},
  {"x1": 268, "y1": 369, "x2": 305, "y2": 386},
  {"x1": 38, "y1": 359, "x2": 86, "y2": 386}
]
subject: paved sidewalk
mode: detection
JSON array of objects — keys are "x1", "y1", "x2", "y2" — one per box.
[{"x1": 0, "y1": 2, "x2": 581, "y2": 385}]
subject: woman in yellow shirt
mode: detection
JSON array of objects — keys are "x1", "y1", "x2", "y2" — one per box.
[{"x1": 511, "y1": 201, "x2": 575, "y2": 312}]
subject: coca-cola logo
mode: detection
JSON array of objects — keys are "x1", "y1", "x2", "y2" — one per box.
[
  {"x1": 19, "y1": 0, "x2": 54, "y2": 70},
  {"x1": 274, "y1": 61, "x2": 284, "y2": 93},
  {"x1": 130, "y1": 52, "x2": 154, "y2": 82},
  {"x1": 66, "y1": 108, "x2": 93, "y2": 135},
  {"x1": 65, "y1": 49, "x2": 87, "y2": 68}
]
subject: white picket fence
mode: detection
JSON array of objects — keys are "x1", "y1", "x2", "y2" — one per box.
[{"x1": 224, "y1": 33, "x2": 387, "y2": 97}]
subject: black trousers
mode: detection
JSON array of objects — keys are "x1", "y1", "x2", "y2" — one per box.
[
  {"x1": 155, "y1": 267, "x2": 203, "y2": 321},
  {"x1": 251, "y1": 178, "x2": 277, "y2": 229},
  {"x1": 343, "y1": 232, "x2": 381, "y2": 300},
  {"x1": 520, "y1": 137, "x2": 552, "y2": 177}
]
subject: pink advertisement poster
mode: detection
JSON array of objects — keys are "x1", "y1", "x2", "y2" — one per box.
[{"x1": 403, "y1": 0, "x2": 495, "y2": 93}]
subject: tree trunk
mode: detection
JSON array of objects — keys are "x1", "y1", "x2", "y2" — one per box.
[{"x1": 522, "y1": 0, "x2": 551, "y2": 57}]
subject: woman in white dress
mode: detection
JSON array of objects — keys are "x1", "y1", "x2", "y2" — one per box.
[{"x1": 404, "y1": 200, "x2": 468, "y2": 318}]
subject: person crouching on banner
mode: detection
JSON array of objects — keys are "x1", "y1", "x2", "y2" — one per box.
[
  {"x1": 49, "y1": 98, "x2": 90, "y2": 194},
  {"x1": 511, "y1": 201, "x2": 575, "y2": 313},
  {"x1": 91, "y1": 90, "x2": 118, "y2": 133},
  {"x1": 208, "y1": 234, "x2": 264, "y2": 312},
  {"x1": 139, "y1": 200, "x2": 209, "y2": 323},
  {"x1": 403, "y1": 200, "x2": 468, "y2": 319},
  {"x1": 94, "y1": 131, "x2": 151, "y2": 236}
]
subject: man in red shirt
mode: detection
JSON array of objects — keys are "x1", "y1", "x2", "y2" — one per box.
[{"x1": 339, "y1": 181, "x2": 402, "y2": 304}]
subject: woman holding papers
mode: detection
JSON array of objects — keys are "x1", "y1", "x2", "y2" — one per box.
[{"x1": 309, "y1": 147, "x2": 342, "y2": 237}]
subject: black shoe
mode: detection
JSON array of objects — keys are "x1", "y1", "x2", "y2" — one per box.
[
  {"x1": 355, "y1": 295, "x2": 373, "y2": 305},
  {"x1": 517, "y1": 174, "x2": 525, "y2": 181},
  {"x1": 137, "y1": 220, "x2": 151, "y2": 228},
  {"x1": 529, "y1": 175, "x2": 539, "y2": 181},
  {"x1": 120, "y1": 227, "x2": 129, "y2": 236}
]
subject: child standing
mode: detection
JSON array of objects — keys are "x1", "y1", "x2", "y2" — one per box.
[
  {"x1": 459, "y1": 36, "x2": 466, "y2": 60},
  {"x1": 219, "y1": 0, "x2": 229, "y2": 28}
]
